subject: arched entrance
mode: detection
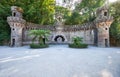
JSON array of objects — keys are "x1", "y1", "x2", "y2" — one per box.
[
  {"x1": 54, "y1": 35, "x2": 65, "y2": 43},
  {"x1": 11, "y1": 39, "x2": 15, "y2": 47},
  {"x1": 105, "y1": 39, "x2": 108, "y2": 47}
]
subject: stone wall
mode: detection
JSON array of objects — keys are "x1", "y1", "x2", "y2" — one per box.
[{"x1": 22, "y1": 22, "x2": 95, "y2": 45}]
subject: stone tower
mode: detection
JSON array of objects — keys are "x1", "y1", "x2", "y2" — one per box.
[
  {"x1": 7, "y1": 6, "x2": 26, "y2": 47},
  {"x1": 95, "y1": 6, "x2": 113, "y2": 47}
]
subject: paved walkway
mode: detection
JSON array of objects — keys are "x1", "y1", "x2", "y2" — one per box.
[{"x1": 0, "y1": 45, "x2": 120, "y2": 77}]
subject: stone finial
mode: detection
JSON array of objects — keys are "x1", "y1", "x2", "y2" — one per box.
[{"x1": 55, "y1": 13, "x2": 64, "y2": 26}]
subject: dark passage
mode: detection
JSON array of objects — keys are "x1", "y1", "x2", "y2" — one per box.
[
  {"x1": 54, "y1": 35, "x2": 65, "y2": 42},
  {"x1": 12, "y1": 39, "x2": 15, "y2": 47}
]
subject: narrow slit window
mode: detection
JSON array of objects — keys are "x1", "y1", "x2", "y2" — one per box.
[
  {"x1": 105, "y1": 28, "x2": 107, "y2": 30},
  {"x1": 104, "y1": 12, "x2": 107, "y2": 16},
  {"x1": 13, "y1": 12, "x2": 16, "y2": 16}
]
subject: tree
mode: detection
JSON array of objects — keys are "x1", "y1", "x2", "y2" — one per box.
[
  {"x1": 0, "y1": 0, "x2": 55, "y2": 45},
  {"x1": 29, "y1": 30, "x2": 38, "y2": 44},
  {"x1": 72, "y1": 37, "x2": 83, "y2": 45},
  {"x1": 0, "y1": 3, "x2": 11, "y2": 45},
  {"x1": 64, "y1": 0, "x2": 106, "y2": 25},
  {"x1": 9, "y1": 0, "x2": 55, "y2": 25},
  {"x1": 74, "y1": 0, "x2": 106, "y2": 22},
  {"x1": 29, "y1": 30, "x2": 50, "y2": 45},
  {"x1": 109, "y1": 0, "x2": 120, "y2": 46},
  {"x1": 55, "y1": 6, "x2": 71, "y2": 20},
  {"x1": 69, "y1": 36, "x2": 88, "y2": 48},
  {"x1": 65, "y1": 12, "x2": 82, "y2": 25}
]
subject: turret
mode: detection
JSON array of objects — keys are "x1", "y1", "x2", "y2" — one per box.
[
  {"x1": 7, "y1": 6, "x2": 26, "y2": 47},
  {"x1": 11, "y1": 6, "x2": 23, "y2": 18},
  {"x1": 95, "y1": 5, "x2": 113, "y2": 47}
]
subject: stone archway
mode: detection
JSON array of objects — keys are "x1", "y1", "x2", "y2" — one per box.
[
  {"x1": 52, "y1": 34, "x2": 67, "y2": 43},
  {"x1": 54, "y1": 35, "x2": 65, "y2": 43}
]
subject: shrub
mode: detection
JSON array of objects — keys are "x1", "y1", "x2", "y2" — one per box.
[
  {"x1": 30, "y1": 43, "x2": 49, "y2": 49},
  {"x1": 69, "y1": 37, "x2": 88, "y2": 48},
  {"x1": 69, "y1": 43, "x2": 88, "y2": 48}
]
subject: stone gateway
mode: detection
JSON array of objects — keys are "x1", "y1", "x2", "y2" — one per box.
[{"x1": 7, "y1": 6, "x2": 113, "y2": 47}]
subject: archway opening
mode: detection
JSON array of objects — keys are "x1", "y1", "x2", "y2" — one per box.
[
  {"x1": 104, "y1": 12, "x2": 107, "y2": 16},
  {"x1": 12, "y1": 39, "x2": 15, "y2": 46},
  {"x1": 54, "y1": 35, "x2": 65, "y2": 43},
  {"x1": 13, "y1": 12, "x2": 16, "y2": 16},
  {"x1": 105, "y1": 39, "x2": 108, "y2": 47}
]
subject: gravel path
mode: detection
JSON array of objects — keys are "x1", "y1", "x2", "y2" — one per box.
[{"x1": 0, "y1": 45, "x2": 120, "y2": 77}]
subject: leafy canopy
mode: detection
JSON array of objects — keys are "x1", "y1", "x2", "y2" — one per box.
[
  {"x1": 29, "y1": 30, "x2": 50, "y2": 44},
  {"x1": 110, "y1": 0, "x2": 120, "y2": 41},
  {"x1": 64, "y1": 0, "x2": 106, "y2": 25},
  {"x1": 0, "y1": 0, "x2": 55, "y2": 45}
]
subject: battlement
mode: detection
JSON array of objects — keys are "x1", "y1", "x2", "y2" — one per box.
[
  {"x1": 63, "y1": 22, "x2": 95, "y2": 32},
  {"x1": 7, "y1": 16, "x2": 26, "y2": 24},
  {"x1": 23, "y1": 22, "x2": 95, "y2": 32},
  {"x1": 24, "y1": 22, "x2": 55, "y2": 31},
  {"x1": 95, "y1": 16, "x2": 113, "y2": 23}
]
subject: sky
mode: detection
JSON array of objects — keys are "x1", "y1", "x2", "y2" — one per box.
[
  {"x1": 109, "y1": 0, "x2": 117, "y2": 3},
  {"x1": 56, "y1": 0, "x2": 117, "y2": 10},
  {"x1": 56, "y1": 0, "x2": 81, "y2": 10}
]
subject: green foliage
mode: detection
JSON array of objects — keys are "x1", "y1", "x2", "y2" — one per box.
[
  {"x1": 29, "y1": 29, "x2": 50, "y2": 48},
  {"x1": 64, "y1": 0, "x2": 106, "y2": 25},
  {"x1": 0, "y1": 0, "x2": 55, "y2": 24},
  {"x1": 0, "y1": 0, "x2": 54, "y2": 45},
  {"x1": 72, "y1": 37, "x2": 83, "y2": 45},
  {"x1": 110, "y1": 0, "x2": 120, "y2": 45},
  {"x1": 0, "y1": 3, "x2": 11, "y2": 45},
  {"x1": 23, "y1": 0, "x2": 55, "y2": 25},
  {"x1": 65, "y1": 12, "x2": 83, "y2": 25},
  {"x1": 74, "y1": 0, "x2": 106, "y2": 23},
  {"x1": 55, "y1": 6, "x2": 71, "y2": 19},
  {"x1": 69, "y1": 37, "x2": 88, "y2": 48},
  {"x1": 30, "y1": 43, "x2": 48, "y2": 48},
  {"x1": 69, "y1": 43, "x2": 88, "y2": 48},
  {"x1": 29, "y1": 29, "x2": 50, "y2": 45}
]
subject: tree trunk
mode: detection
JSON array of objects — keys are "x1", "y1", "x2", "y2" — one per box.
[{"x1": 39, "y1": 37, "x2": 44, "y2": 45}]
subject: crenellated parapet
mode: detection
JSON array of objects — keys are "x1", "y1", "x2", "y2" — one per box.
[
  {"x1": 63, "y1": 22, "x2": 95, "y2": 32},
  {"x1": 24, "y1": 22, "x2": 56, "y2": 31},
  {"x1": 7, "y1": 16, "x2": 26, "y2": 28},
  {"x1": 23, "y1": 22, "x2": 95, "y2": 32},
  {"x1": 7, "y1": 17, "x2": 26, "y2": 24}
]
